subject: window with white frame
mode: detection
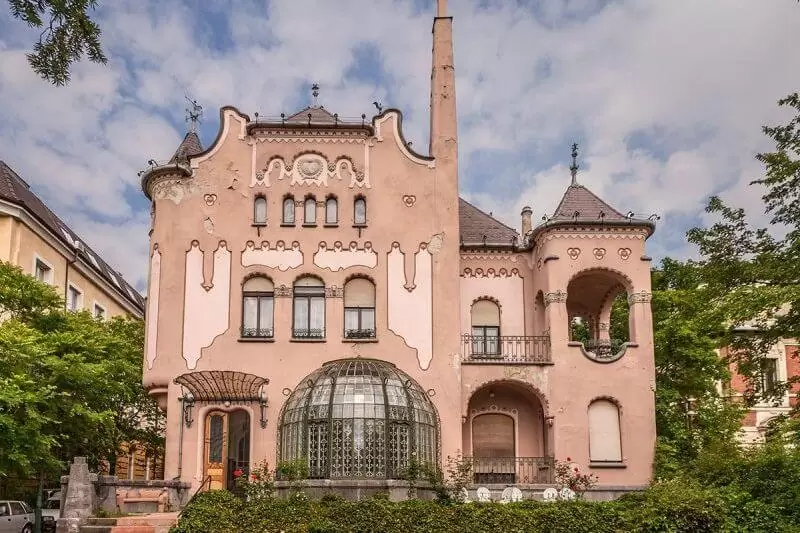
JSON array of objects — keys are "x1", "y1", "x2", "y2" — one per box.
[
  {"x1": 344, "y1": 277, "x2": 376, "y2": 339},
  {"x1": 34, "y1": 257, "x2": 52, "y2": 284},
  {"x1": 760, "y1": 358, "x2": 779, "y2": 393},
  {"x1": 304, "y1": 197, "x2": 317, "y2": 225},
  {"x1": 354, "y1": 197, "x2": 367, "y2": 225},
  {"x1": 293, "y1": 276, "x2": 325, "y2": 339},
  {"x1": 67, "y1": 284, "x2": 83, "y2": 311},
  {"x1": 282, "y1": 196, "x2": 295, "y2": 225},
  {"x1": 93, "y1": 303, "x2": 106, "y2": 320},
  {"x1": 325, "y1": 197, "x2": 338, "y2": 225},
  {"x1": 253, "y1": 196, "x2": 267, "y2": 225}
]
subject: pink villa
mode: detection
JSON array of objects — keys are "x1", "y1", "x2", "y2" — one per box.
[{"x1": 140, "y1": 0, "x2": 656, "y2": 499}]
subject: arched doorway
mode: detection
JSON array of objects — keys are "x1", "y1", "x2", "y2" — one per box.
[
  {"x1": 465, "y1": 382, "x2": 551, "y2": 483},
  {"x1": 203, "y1": 410, "x2": 251, "y2": 490}
]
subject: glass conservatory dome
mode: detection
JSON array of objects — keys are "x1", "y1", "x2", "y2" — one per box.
[{"x1": 279, "y1": 358, "x2": 439, "y2": 479}]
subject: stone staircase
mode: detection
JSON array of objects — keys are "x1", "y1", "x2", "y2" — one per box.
[{"x1": 78, "y1": 512, "x2": 178, "y2": 533}]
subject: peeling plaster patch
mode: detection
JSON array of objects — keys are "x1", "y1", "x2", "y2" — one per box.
[
  {"x1": 427, "y1": 232, "x2": 444, "y2": 254},
  {"x1": 145, "y1": 246, "x2": 161, "y2": 370},
  {"x1": 313, "y1": 241, "x2": 377, "y2": 271},
  {"x1": 387, "y1": 242, "x2": 433, "y2": 370},
  {"x1": 182, "y1": 241, "x2": 231, "y2": 369},
  {"x1": 151, "y1": 179, "x2": 196, "y2": 205},
  {"x1": 242, "y1": 240, "x2": 303, "y2": 271},
  {"x1": 203, "y1": 217, "x2": 214, "y2": 234}
]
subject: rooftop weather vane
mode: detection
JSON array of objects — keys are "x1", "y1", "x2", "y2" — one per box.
[
  {"x1": 312, "y1": 83, "x2": 320, "y2": 106},
  {"x1": 570, "y1": 142, "x2": 579, "y2": 185},
  {"x1": 185, "y1": 97, "x2": 203, "y2": 133}
]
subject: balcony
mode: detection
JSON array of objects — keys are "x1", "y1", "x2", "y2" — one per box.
[
  {"x1": 461, "y1": 334, "x2": 551, "y2": 364},
  {"x1": 344, "y1": 328, "x2": 376, "y2": 340},
  {"x1": 240, "y1": 326, "x2": 273, "y2": 339},
  {"x1": 465, "y1": 456, "x2": 554, "y2": 484},
  {"x1": 292, "y1": 328, "x2": 325, "y2": 340}
]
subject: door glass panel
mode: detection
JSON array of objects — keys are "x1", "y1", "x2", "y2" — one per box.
[{"x1": 208, "y1": 415, "x2": 224, "y2": 463}]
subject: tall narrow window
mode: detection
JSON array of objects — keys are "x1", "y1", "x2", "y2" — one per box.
[
  {"x1": 67, "y1": 284, "x2": 82, "y2": 311},
  {"x1": 344, "y1": 278, "x2": 376, "y2": 339},
  {"x1": 470, "y1": 299, "x2": 500, "y2": 356},
  {"x1": 293, "y1": 277, "x2": 325, "y2": 339},
  {"x1": 760, "y1": 358, "x2": 779, "y2": 393},
  {"x1": 325, "y1": 197, "x2": 338, "y2": 225},
  {"x1": 283, "y1": 197, "x2": 295, "y2": 225},
  {"x1": 588, "y1": 400, "x2": 622, "y2": 463},
  {"x1": 242, "y1": 276, "x2": 274, "y2": 338},
  {"x1": 354, "y1": 197, "x2": 367, "y2": 225},
  {"x1": 35, "y1": 258, "x2": 52, "y2": 283},
  {"x1": 253, "y1": 196, "x2": 267, "y2": 225},
  {"x1": 304, "y1": 197, "x2": 317, "y2": 225},
  {"x1": 94, "y1": 303, "x2": 106, "y2": 320}
]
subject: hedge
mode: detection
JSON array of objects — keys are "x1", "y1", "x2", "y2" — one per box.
[{"x1": 171, "y1": 477, "x2": 800, "y2": 533}]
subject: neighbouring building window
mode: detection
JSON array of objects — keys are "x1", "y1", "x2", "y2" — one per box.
[
  {"x1": 293, "y1": 276, "x2": 325, "y2": 338},
  {"x1": 588, "y1": 399, "x2": 622, "y2": 463},
  {"x1": 471, "y1": 299, "x2": 500, "y2": 356},
  {"x1": 344, "y1": 278, "x2": 376, "y2": 339},
  {"x1": 354, "y1": 197, "x2": 367, "y2": 225},
  {"x1": 325, "y1": 197, "x2": 338, "y2": 225},
  {"x1": 67, "y1": 284, "x2": 82, "y2": 311},
  {"x1": 242, "y1": 276, "x2": 274, "y2": 338},
  {"x1": 253, "y1": 196, "x2": 267, "y2": 225},
  {"x1": 94, "y1": 303, "x2": 106, "y2": 320},
  {"x1": 283, "y1": 197, "x2": 295, "y2": 224},
  {"x1": 35, "y1": 258, "x2": 52, "y2": 283},
  {"x1": 760, "y1": 358, "x2": 779, "y2": 393},
  {"x1": 304, "y1": 197, "x2": 317, "y2": 225}
]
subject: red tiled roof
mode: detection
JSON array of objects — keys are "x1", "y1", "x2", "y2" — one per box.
[
  {"x1": 285, "y1": 106, "x2": 338, "y2": 125},
  {"x1": 551, "y1": 184, "x2": 626, "y2": 222},
  {"x1": 458, "y1": 197, "x2": 518, "y2": 245},
  {"x1": 170, "y1": 132, "x2": 203, "y2": 164},
  {"x1": 0, "y1": 161, "x2": 145, "y2": 312}
]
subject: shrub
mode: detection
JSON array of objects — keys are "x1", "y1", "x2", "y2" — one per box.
[{"x1": 169, "y1": 490, "x2": 243, "y2": 533}]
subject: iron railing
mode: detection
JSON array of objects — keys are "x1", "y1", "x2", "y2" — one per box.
[
  {"x1": 344, "y1": 329, "x2": 376, "y2": 339},
  {"x1": 461, "y1": 335, "x2": 551, "y2": 364},
  {"x1": 241, "y1": 326, "x2": 274, "y2": 339},
  {"x1": 293, "y1": 328, "x2": 325, "y2": 339},
  {"x1": 466, "y1": 456, "x2": 554, "y2": 484}
]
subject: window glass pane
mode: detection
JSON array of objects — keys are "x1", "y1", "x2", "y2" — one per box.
[
  {"x1": 326, "y1": 198, "x2": 338, "y2": 224},
  {"x1": 283, "y1": 198, "x2": 295, "y2": 223},
  {"x1": 354, "y1": 198, "x2": 366, "y2": 224},
  {"x1": 310, "y1": 297, "x2": 325, "y2": 332},
  {"x1": 362, "y1": 308, "x2": 375, "y2": 330},
  {"x1": 9, "y1": 502, "x2": 24, "y2": 515},
  {"x1": 294, "y1": 298, "x2": 309, "y2": 330},
  {"x1": 243, "y1": 296, "x2": 258, "y2": 329},
  {"x1": 208, "y1": 415, "x2": 224, "y2": 463},
  {"x1": 305, "y1": 198, "x2": 316, "y2": 224},
  {"x1": 254, "y1": 197, "x2": 267, "y2": 224},
  {"x1": 259, "y1": 297, "x2": 274, "y2": 331},
  {"x1": 344, "y1": 308, "x2": 359, "y2": 331}
]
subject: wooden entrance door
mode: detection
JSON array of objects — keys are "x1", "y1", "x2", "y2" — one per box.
[{"x1": 204, "y1": 411, "x2": 229, "y2": 490}]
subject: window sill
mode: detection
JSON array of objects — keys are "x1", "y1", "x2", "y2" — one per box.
[
  {"x1": 323, "y1": 223, "x2": 339, "y2": 228},
  {"x1": 343, "y1": 338, "x2": 378, "y2": 343},
  {"x1": 302, "y1": 223, "x2": 318, "y2": 228},
  {"x1": 352, "y1": 224, "x2": 368, "y2": 229},
  {"x1": 251, "y1": 223, "x2": 267, "y2": 228},
  {"x1": 589, "y1": 461, "x2": 626, "y2": 469},
  {"x1": 238, "y1": 337, "x2": 275, "y2": 343},
  {"x1": 290, "y1": 338, "x2": 326, "y2": 343},
  {"x1": 280, "y1": 223, "x2": 295, "y2": 227}
]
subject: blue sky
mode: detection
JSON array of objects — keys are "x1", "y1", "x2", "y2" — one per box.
[{"x1": 0, "y1": 0, "x2": 799, "y2": 290}]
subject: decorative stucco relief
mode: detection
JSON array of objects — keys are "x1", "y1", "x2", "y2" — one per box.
[
  {"x1": 151, "y1": 179, "x2": 196, "y2": 205},
  {"x1": 461, "y1": 267, "x2": 521, "y2": 278},
  {"x1": 242, "y1": 241, "x2": 303, "y2": 271},
  {"x1": 567, "y1": 247, "x2": 580, "y2": 260},
  {"x1": 593, "y1": 248, "x2": 606, "y2": 260},
  {"x1": 628, "y1": 290, "x2": 652, "y2": 304},
  {"x1": 387, "y1": 242, "x2": 433, "y2": 370},
  {"x1": 183, "y1": 241, "x2": 231, "y2": 369},
  {"x1": 252, "y1": 153, "x2": 369, "y2": 188},
  {"x1": 460, "y1": 252, "x2": 519, "y2": 262},
  {"x1": 313, "y1": 241, "x2": 377, "y2": 271},
  {"x1": 402, "y1": 195, "x2": 416, "y2": 207},
  {"x1": 544, "y1": 290, "x2": 568, "y2": 305},
  {"x1": 145, "y1": 245, "x2": 161, "y2": 370},
  {"x1": 373, "y1": 112, "x2": 435, "y2": 169},
  {"x1": 618, "y1": 247, "x2": 632, "y2": 260}
]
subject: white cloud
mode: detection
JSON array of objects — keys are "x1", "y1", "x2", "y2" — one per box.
[{"x1": 0, "y1": 0, "x2": 798, "y2": 290}]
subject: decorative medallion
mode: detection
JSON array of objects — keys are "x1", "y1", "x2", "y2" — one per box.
[
  {"x1": 618, "y1": 247, "x2": 632, "y2": 260},
  {"x1": 593, "y1": 248, "x2": 606, "y2": 260},
  {"x1": 567, "y1": 247, "x2": 580, "y2": 260},
  {"x1": 203, "y1": 194, "x2": 217, "y2": 206},
  {"x1": 297, "y1": 157, "x2": 323, "y2": 179},
  {"x1": 402, "y1": 195, "x2": 416, "y2": 207}
]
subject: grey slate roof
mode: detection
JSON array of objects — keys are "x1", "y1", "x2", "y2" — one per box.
[
  {"x1": 170, "y1": 132, "x2": 204, "y2": 164},
  {"x1": 458, "y1": 198, "x2": 519, "y2": 245},
  {"x1": 285, "y1": 106, "x2": 338, "y2": 125},
  {"x1": 551, "y1": 184, "x2": 626, "y2": 222},
  {"x1": 0, "y1": 161, "x2": 145, "y2": 312}
]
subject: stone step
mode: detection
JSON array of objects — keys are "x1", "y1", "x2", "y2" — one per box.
[
  {"x1": 85, "y1": 518, "x2": 119, "y2": 526},
  {"x1": 78, "y1": 527, "x2": 115, "y2": 533}
]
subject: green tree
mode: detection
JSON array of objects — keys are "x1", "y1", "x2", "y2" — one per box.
[
  {"x1": 8, "y1": 0, "x2": 106, "y2": 86},
  {"x1": 0, "y1": 262, "x2": 161, "y2": 482}
]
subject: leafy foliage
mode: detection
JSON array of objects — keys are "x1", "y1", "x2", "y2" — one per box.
[
  {"x1": 8, "y1": 0, "x2": 107, "y2": 85},
  {"x1": 0, "y1": 262, "x2": 161, "y2": 480}
]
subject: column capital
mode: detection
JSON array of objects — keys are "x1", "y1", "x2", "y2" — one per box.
[
  {"x1": 628, "y1": 290, "x2": 652, "y2": 304},
  {"x1": 544, "y1": 290, "x2": 568, "y2": 305}
]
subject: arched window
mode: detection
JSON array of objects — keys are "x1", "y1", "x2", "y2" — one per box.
[
  {"x1": 325, "y1": 197, "x2": 338, "y2": 225},
  {"x1": 282, "y1": 197, "x2": 295, "y2": 225},
  {"x1": 344, "y1": 278, "x2": 376, "y2": 339},
  {"x1": 253, "y1": 196, "x2": 267, "y2": 225},
  {"x1": 304, "y1": 197, "x2": 317, "y2": 225},
  {"x1": 354, "y1": 197, "x2": 367, "y2": 225},
  {"x1": 293, "y1": 276, "x2": 325, "y2": 339},
  {"x1": 471, "y1": 299, "x2": 500, "y2": 356},
  {"x1": 472, "y1": 413, "x2": 515, "y2": 458},
  {"x1": 242, "y1": 276, "x2": 274, "y2": 338},
  {"x1": 588, "y1": 400, "x2": 622, "y2": 463}
]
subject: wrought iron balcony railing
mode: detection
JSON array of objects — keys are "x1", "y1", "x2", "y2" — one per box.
[
  {"x1": 293, "y1": 328, "x2": 325, "y2": 339},
  {"x1": 344, "y1": 329, "x2": 376, "y2": 339},
  {"x1": 461, "y1": 335, "x2": 551, "y2": 364},
  {"x1": 465, "y1": 456, "x2": 554, "y2": 484},
  {"x1": 241, "y1": 326, "x2": 274, "y2": 339}
]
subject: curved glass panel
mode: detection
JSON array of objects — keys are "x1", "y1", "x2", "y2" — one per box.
[{"x1": 279, "y1": 358, "x2": 439, "y2": 479}]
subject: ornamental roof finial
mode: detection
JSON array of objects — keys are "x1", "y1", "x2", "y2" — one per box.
[
  {"x1": 311, "y1": 83, "x2": 320, "y2": 107},
  {"x1": 570, "y1": 142, "x2": 579, "y2": 186},
  {"x1": 185, "y1": 96, "x2": 203, "y2": 134}
]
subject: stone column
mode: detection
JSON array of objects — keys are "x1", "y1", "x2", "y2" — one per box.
[{"x1": 56, "y1": 457, "x2": 96, "y2": 533}]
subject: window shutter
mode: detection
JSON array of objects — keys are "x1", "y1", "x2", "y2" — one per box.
[
  {"x1": 588, "y1": 400, "x2": 622, "y2": 462},
  {"x1": 471, "y1": 300, "x2": 500, "y2": 326},
  {"x1": 344, "y1": 278, "x2": 375, "y2": 307}
]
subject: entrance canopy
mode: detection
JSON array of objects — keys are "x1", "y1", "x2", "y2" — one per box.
[{"x1": 175, "y1": 371, "x2": 269, "y2": 402}]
